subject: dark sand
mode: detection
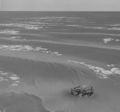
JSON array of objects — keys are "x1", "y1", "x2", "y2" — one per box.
[
  {"x1": 0, "y1": 92, "x2": 50, "y2": 112},
  {"x1": 0, "y1": 49, "x2": 119, "y2": 112}
]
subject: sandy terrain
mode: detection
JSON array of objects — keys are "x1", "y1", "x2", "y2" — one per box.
[
  {"x1": 0, "y1": 49, "x2": 119, "y2": 112},
  {"x1": 1, "y1": 11, "x2": 120, "y2": 112}
]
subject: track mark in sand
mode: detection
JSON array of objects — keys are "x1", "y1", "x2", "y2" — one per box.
[
  {"x1": 0, "y1": 44, "x2": 119, "y2": 80},
  {"x1": 0, "y1": 44, "x2": 120, "y2": 80},
  {"x1": 68, "y1": 60, "x2": 120, "y2": 79},
  {"x1": 2, "y1": 37, "x2": 120, "y2": 51},
  {"x1": 0, "y1": 44, "x2": 62, "y2": 56},
  {"x1": 0, "y1": 45, "x2": 120, "y2": 79}
]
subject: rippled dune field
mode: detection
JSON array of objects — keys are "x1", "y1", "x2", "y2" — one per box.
[{"x1": 0, "y1": 12, "x2": 120, "y2": 112}]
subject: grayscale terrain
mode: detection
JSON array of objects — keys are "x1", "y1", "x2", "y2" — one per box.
[{"x1": 0, "y1": 12, "x2": 120, "y2": 112}]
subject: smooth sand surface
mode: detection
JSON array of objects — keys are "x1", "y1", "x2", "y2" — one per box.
[{"x1": 0, "y1": 50, "x2": 119, "y2": 112}]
